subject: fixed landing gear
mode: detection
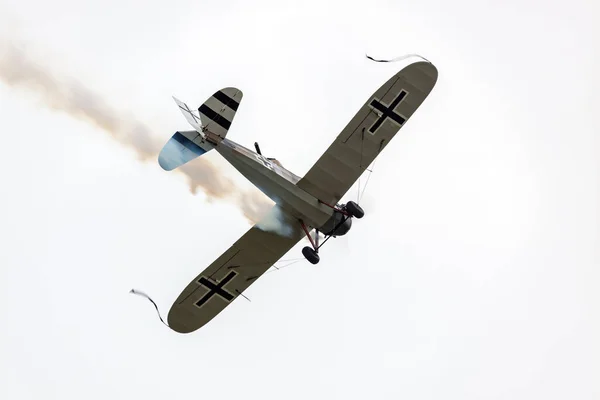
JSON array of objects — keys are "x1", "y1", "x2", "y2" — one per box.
[
  {"x1": 302, "y1": 246, "x2": 320, "y2": 264},
  {"x1": 299, "y1": 201, "x2": 365, "y2": 264},
  {"x1": 299, "y1": 220, "x2": 321, "y2": 264},
  {"x1": 345, "y1": 201, "x2": 364, "y2": 219}
]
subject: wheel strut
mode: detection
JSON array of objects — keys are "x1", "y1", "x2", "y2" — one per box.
[
  {"x1": 299, "y1": 200, "x2": 365, "y2": 265},
  {"x1": 299, "y1": 220, "x2": 317, "y2": 252},
  {"x1": 318, "y1": 200, "x2": 350, "y2": 217},
  {"x1": 299, "y1": 220, "x2": 320, "y2": 264}
]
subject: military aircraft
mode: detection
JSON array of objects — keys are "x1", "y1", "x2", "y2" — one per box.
[{"x1": 151, "y1": 57, "x2": 437, "y2": 333}]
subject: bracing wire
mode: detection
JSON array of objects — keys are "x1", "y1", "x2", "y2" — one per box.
[{"x1": 359, "y1": 158, "x2": 378, "y2": 203}]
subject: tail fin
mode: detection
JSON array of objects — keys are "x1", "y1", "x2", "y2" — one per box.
[
  {"x1": 198, "y1": 87, "x2": 242, "y2": 139},
  {"x1": 158, "y1": 87, "x2": 243, "y2": 171}
]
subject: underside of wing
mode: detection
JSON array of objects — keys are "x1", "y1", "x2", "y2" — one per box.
[
  {"x1": 167, "y1": 206, "x2": 305, "y2": 334},
  {"x1": 296, "y1": 60, "x2": 438, "y2": 204}
]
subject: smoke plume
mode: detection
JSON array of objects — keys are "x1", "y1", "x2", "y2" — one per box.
[
  {"x1": 255, "y1": 205, "x2": 297, "y2": 238},
  {"x1": 0, "y1": 41, "x2": 273, "y2": 223}
]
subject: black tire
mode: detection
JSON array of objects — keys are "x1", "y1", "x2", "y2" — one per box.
[
  {"x1": 302, "y1": 246, "x2": 320, "y2": 264},
  {"x1": 345, "y1": 201, "x2": 364, "y2": 219}
]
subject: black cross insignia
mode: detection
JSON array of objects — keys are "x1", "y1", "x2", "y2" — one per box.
[
  {"x1": 195, "y1": 271, "x2": 237, "y2": 308},
  {"x1": 368, "y1": 90, "x2": 408, "y2": 134}
]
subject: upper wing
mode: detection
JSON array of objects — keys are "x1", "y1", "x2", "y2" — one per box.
[
  {"x1": 167, "y1": 207, "x2": 305, "y2": 333},
  {"x1": 296, "y1": 61, "x2": 438, "y2": 204}
]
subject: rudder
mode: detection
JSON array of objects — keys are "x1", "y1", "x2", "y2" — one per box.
[{"x1": 199, "y1": 87, "x2": 242, "y2": 139}]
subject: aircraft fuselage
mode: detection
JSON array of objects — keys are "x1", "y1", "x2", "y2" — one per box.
[{"x1": 215, "y1": 138, "x2": 336, "y2": 230}]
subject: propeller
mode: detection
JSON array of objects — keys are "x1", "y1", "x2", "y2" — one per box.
[
  {"x1": 254, "y1": 142, "x2": 262, "y2": 155},
  {"x1": 254, "y1": 142, "x2": 276, "y2": 161}
]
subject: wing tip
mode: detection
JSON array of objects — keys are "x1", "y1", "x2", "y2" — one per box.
[{"x1": 167, "y1": 311, "x2": 203, "y2": 334}]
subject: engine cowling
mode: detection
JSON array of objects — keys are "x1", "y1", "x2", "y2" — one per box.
[{"x1": 319, "y1": 211, "x2": 352, "y2": 236}]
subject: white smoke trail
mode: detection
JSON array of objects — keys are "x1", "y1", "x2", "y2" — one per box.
[
  {"x1": 255, "y1": 205, "x2": 296, "y2": 238},
  {"x1": 0, "y1": 40, "x2": 273, "y2": 223}
]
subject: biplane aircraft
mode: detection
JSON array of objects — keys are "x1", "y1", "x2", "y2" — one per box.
[{"x1": 154, "y1": 57, "x2": 437, "y2": 333}]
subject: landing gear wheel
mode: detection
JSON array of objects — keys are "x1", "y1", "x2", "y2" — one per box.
[
  {"x1": 345, "y1": 201, "x2": 364, "y2": 219},
  {"x1": 302, "y1": 246, "x2": 320, "y2": 264}
]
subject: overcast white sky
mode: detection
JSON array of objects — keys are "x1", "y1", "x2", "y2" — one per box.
[{"x1": 0, "y1": 0, "x2": 598, "y2": 399}]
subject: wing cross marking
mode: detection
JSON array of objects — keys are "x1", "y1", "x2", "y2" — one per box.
[
  {"x1": 195, "y1": 271, "x2": 237, "y2": 308},
  {"x1": 368, "y1": 90, "x2": 408, "y2": 134}
]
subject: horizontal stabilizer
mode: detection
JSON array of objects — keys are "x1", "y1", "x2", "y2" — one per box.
[{"x1": 158, "y1": 130, "x2": 213, "y2": 171}]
